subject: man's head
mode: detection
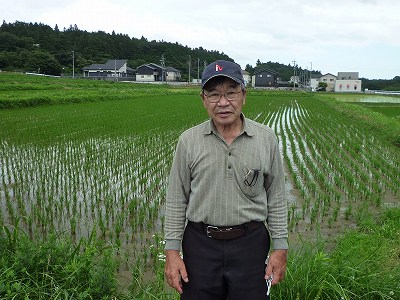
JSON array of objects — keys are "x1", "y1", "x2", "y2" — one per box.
[
  {"x1": 201, "y1": 60, "x2": 245, "y2": 90},
  {"x1": 200, "y1": 60, "x2": 246, "y2": 131}
]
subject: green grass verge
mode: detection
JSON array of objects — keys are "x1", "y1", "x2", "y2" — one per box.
[
  {"x1": 2, "y1": 209, "x2": 398, "y2": 299},
  {"x1": 274, "y1": 208, "x2": 400, "y2": 300},
  {"x1": 0, "y1": 226, "x2": 119, "y2": 299}
]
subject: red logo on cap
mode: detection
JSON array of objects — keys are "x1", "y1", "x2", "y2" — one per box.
[{"x1": 215, "y1": 64, "x2": 223, "y2": 72}]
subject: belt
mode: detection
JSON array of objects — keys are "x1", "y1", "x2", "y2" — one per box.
[{"x1": 188, "y1": 221, "x2": 263, "y2": 240}]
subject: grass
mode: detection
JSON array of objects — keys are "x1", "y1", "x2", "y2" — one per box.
[
  {"x1": 353, "y1": 103, "x2": 400, "y2": 118},
  {"x1": 274, "y1": 208, "x2": 400, "y2": 300},
  {"x1": 0, "y1": 225, "x2": 119, "y2": 299},
  {"x1": 0, "y1": 72, "x2": 199, "y2": 109},
  {"x1": 1, "y1": 209, "x2": 398, "y2": 299},
  {"x1": 318, "y1": 96, "x2": 400, "y2": 147}
]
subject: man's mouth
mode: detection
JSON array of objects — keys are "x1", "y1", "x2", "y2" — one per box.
[{"x1": 217, "y1": 111, "x2": 232, "y2": 117}]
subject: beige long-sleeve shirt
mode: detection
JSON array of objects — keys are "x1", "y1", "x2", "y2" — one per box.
[{"x1": 164, "y1": 116, "x2": 288, "y2": 251}]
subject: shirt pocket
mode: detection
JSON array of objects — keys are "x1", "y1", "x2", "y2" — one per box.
[{"x1": 237, "y1": 165, "x2": 264, "y2": 198}]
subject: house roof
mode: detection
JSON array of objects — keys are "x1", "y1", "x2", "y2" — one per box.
[
  {"x1": 165, "y1": 66, "x2": 180, "y2": 72},
  {"x1": 83, "y1": 59, "x2": 127, "y2": 70},
  {"x1": 137, "y1": 63, "x2": 180, "y2": 73},
  {"x1": 321, "y1": 73, "x2": 337, "y2": 78},
  {"x1": 254, "y1": 68, "x2": 279, "y2": 75},
  {"x1": 137, "y1": 63, "x2": 163, "y2": 71}
]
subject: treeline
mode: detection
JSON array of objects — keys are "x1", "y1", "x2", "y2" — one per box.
[
  {"x1": 0, "y1": 21, "x2": 232, "y2": 79},
  {"x1": 361, "y1": 77, "x2": 400, "y2": 91},
  {"x1": 245, "y1": 59, "x2": 322, "y2": 82}
]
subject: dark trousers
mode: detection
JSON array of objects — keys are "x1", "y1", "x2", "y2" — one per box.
[{"x1": 181, "y1": 222, "x2": 270, "y2": 300}]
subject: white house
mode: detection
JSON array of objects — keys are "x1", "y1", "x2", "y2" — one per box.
[
  {"x1": 136, "y1": 63, "x2": 181, "y2": 82},
  {"x1": 165, "y1": 67, "x2": 181, "y2": 82},
  {"x1": 334, "y1": 72, "x2": 362, "y2": 92},
  {"x1": 82, "y1": 59, "x2": 134, "y2": 78},
  {"x1": 320, "y1": 73, "x2": 337, "y2": 91},
  {"x1": 241, "y1": 70, "x2": 251, "y2": 86}
]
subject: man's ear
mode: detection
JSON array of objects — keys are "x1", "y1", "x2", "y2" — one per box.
[
  {"x1": 200, "y1": 92, "x2": 207, "y2": 107},
  {"x1": 242, "y1": 89, "x2": 247, "y2": 105}
]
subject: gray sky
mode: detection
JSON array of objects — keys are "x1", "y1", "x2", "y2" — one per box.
[{"x1": 2, "y1": 0, "x2": 400, "y2": 79}]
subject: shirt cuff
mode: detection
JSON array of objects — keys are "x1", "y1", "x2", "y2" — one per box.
[
  {"x1": 165, "y1": 239, "x2": 181, "y2": 251},
  {"x1": 272, "y1": 238, "x2": 288, "y2": 250}
]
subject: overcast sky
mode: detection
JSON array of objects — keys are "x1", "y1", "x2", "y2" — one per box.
[{"x1": 2, "y1": 0, "x2": 400, "y2": 79}]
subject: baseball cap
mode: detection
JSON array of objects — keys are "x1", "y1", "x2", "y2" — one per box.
[{"x1": 201, "y1": 60, "x2": 244, "y2": 88}]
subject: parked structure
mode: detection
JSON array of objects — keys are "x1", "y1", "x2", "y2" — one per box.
[
  {"x1": 82, "y1": 60, "x2": 135, "y2": 78},
  {"x1": 136, "y1": 63, "x2": 181, "y2": 82}
]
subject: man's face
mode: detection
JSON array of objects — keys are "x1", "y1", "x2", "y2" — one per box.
[{"x1": 201, "y1": 78, "x2": 246, "y2": 129}]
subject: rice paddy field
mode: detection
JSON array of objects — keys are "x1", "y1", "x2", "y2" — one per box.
[{"x1": 0, "y1": 73, "x2": 399, "y2": 299}]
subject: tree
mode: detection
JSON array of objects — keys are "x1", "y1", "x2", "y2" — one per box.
[
  {"x1": 23, "y1": 50, "x2": 62, "y2": 75},
  {"x1": 317, "y1": 82, "x2": 328, "y2": 91}
]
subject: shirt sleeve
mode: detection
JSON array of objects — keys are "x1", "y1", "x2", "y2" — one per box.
[
  {"x1": 264, "y1": 139, "x2": 288, "y2": 250},
  {"x1": 164, "y1": 136, "x2": 191, "y2": 251}
]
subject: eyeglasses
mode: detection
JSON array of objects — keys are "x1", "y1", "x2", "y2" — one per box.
[
  {"x1": 203, "y1": 90, "x2": 242, "y2": 103},
  {"x1": 244, "y1": 168, "x2": 260, "y2": 187}
]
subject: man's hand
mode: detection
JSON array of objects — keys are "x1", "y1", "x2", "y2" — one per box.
[
  {"x1": 164, "y1": 250, "x2": 189, "y2": 294},
  {"x1": 265, "y1": 249, "x2": 288, "y2": 285}
]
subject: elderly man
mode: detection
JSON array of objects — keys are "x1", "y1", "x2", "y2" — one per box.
[{"x1": 164, "y1": 60, "x2": 288, "y2": 300}]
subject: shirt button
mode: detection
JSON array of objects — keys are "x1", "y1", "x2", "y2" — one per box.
[
  {"x1": 228, "y1": 165, "x2": 232, "y2": 169},
  {"x1": 228, "y1": 152, "x2": 232, "y2": 156}
]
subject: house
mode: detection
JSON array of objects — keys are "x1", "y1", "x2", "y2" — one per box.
[
  {"x1": 334, "y1": 72, "x2": 362, "y2": 92},
  {"x1": 252, "y1": 69, "x2": 279, "y2": 88},
  {"x1": 165, "y1": 66, "x2": 181, "y2": 81},
  {"x1": 310, "y1": 73, "x2": 336, "y2": 91},
  {"x1": 289, "y1": 76, "x2": 300, "y2": 85},
  {"x1": 136, "y1": 63, "x2": 181, "y2": 82},
  {"x1": 310, "y1": 75, "x2": 321, "y2": 91},
  {"x1": 82, "y1": 59, "x2": 135, "y2": 78},
  {"x1": 241, "y1": 70, "x2": 251, "y2": 86}
]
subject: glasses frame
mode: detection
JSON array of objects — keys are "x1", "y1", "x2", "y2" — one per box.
[
  {"x1": 202, "y1": 90, "x2": 243, "y2": 103},
  {"x1": 244, "y1": 168, "x2": 260, "y2": 187}
]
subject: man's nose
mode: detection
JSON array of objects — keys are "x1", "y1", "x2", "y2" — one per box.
[{"x1": 218, "y1": 94, "x2": 230, "y2": 105}]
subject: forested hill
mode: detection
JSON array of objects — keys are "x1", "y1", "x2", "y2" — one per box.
[{"x1": 0, "y1": 21, "x2": 233, "y2": 79}]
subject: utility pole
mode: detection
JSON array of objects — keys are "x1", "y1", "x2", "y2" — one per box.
[
  {"x1": 160, "y1": 54, "x2": 166, "y2": 82},
  {"x1": 188, "y1": 55, "x2": 191, "y2": 83},
  {"x1": 197, "y1": 58, "x2": 200, "y2": 83},
  {"x1": 72, "y1": 50, "x2": 75, "y2": 79},
  {"x1": 292, "y1": 59, "x2": 297, "y2": 89},
  {"x1": 114, "y1": 59, "x2": 117, "y2": 81}
]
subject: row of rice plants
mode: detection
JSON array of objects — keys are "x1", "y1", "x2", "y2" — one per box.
[
  {"x1": 1, "y1": 132, "x2": 177, "y2": 266},
  {"x1": 247, "y1": 95, "x2": 399, "y2": 235}
]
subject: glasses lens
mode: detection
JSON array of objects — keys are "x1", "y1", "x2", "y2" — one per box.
[
  {"x1": 208, "y1": 93, "x2": 220, "y2": 102},
  {"x1": 226, "y1": 91, "x2": 240, "y2": 101}
]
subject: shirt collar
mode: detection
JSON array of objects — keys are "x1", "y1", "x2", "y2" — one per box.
[{"x1": 202, "y1": 113, "x2": 254, "y2": 137}]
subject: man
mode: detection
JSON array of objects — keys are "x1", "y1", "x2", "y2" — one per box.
[{"x1": 164, "y1": 60, "x2": 288, "y2": 299}]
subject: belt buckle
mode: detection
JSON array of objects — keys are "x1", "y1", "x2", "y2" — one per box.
[
  {"x1": 206, "y1": 225, "x2": 233, "y2": 238},
  {"x1": 206, "y1": 226, "x2": 218, "y2": 238}
]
